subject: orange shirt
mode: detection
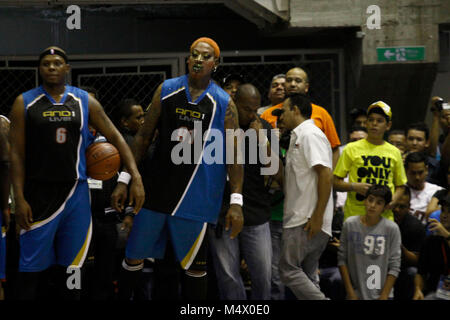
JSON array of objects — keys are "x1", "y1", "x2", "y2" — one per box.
[{"x1": 261, "y1": 102, "x2": 341, "y2": 149}]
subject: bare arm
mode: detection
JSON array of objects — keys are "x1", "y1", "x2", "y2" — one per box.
[
  {"x1": 387, "y1": 185, "x2": 405, "y2": 210},
  {"x1": 428, "y1": 97, "x2": 442, "y2": 157},
  {"x1": 401, "y1": 245, "x2": 419, "y2": 266},
  {"x1": 129, "y1": 83, "x2": 162, "y2": 166},
  {"x1": 264, "y1": 133, "x2": 284, "y2": 185},
  {"x1": 333, "y1": 175, "x2": 371, "y2": 195},
  {"x1": 9, "y1": 95, "x2": 33, "y2": 229},
  {"x1": 224, "y1": 99, "x2": 244, "y2": 239},
  {"x1": 272, "y1": 155, "x2": 284, "y2": 187},
  {"x1": 305, "y1": 164, "x2": 332, "y2": 239},
  {"x1": 225, "y1": 99, "x2": 243, "y2": 195},
  {"x1": 0, "y1": 117, "x2": 9, "y2": 141},
  {"x1": 0, "y1": 128, "x2": 10, "y2": 230},
  {"x1": 88, "y1": 95, "x2": 141, "y2": 180},
  {"x1": 88, "y1": 95, "x2": 145, "y2": 213},
  {"x1": 413, "y1": 273, "x2": 425, "y2": 300},
  {"x1": 425, "y1": 197, "x2": 440, "y2": 218},
  {"x1": 249, "y1": 119, "x2": 284, "y2": 184},
  {"x1": 110, "y1": 84, "x2": 162, "y2": 213},
  {"x1": 378, "y1": 274, "x2": 397, "y2": 300},
  {"x1": 339, "y1": 265, "x2": 358, "y2": 300},
  {"x1": 332, "y1": 147, "x2": 339, "y2": 169}
]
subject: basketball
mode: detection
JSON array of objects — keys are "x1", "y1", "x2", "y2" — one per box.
[{"x1": 86, "y1": 142, "x2": 121, "y2": 180}]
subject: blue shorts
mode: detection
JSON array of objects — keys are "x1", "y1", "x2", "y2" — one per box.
[
  {"x1": 0, "y1": 209, "x2": 5, "y2": 279},
  {"x1": 19, "y1": 180, "x2": 92, "y2": 272},
  {"x1": 126, "y1": 208, "x2": 207, "y2": 270}
]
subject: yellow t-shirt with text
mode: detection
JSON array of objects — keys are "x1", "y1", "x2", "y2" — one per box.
[{"x1": 333, "y1": 139, "x2": 407, "y2": 220}]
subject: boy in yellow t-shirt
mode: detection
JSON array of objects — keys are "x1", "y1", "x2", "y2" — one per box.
[{"x1": 334, "y1": 101, "x2": 407, "y2": 220}]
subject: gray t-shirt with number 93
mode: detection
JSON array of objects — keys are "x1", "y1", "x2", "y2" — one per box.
[{"x1": 338, "y1": 215, "x2": 402, "y2": 300}]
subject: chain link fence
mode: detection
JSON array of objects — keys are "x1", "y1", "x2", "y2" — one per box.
[
  {"x1": 0, "y1": 68, "x2": 38, "y2": 117},
  {"x1": 76, "y1": 71, "x2": 166, "y2": 117},
  {"x1": 0, "y1": 52, "x2": 342, "y2": 133}
]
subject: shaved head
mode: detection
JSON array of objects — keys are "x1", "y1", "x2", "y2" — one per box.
[
  {"x1": 234, "y1": 83, "x2": 261, "y2": 127},
  {"x1": 286, "y1": 67, "x2": 309, "y2": 83},
  {"x1": 285, "y1": 67, "x2": 309, "y2": 95},
  {"x1": 235, "y1": 83, "x2": 261, "y2": 102}
]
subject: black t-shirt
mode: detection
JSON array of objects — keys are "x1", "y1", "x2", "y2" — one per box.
[
  {"x1": 433, "y1": 189, "x2": 449, "y2": 203},
  {"x1": 427, "y1": 156, "x2": 447, "y2": 188},
  {"x1": 218, "y1": 118, "x2": 273, "y2": 227},
  {"x1": 398, "y1": 213, "x2": 426, "y2": 268},
  {"x1": 417, "y1": 235, "x2": 450, "y2": 295}
]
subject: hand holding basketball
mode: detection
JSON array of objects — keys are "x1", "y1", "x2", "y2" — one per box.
[{"x1": 86, "y1": 142, "x2": 121, "y2": 180}]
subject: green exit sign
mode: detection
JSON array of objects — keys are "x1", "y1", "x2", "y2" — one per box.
[{"x1": 377, "y1": 46, "x2": 425, "y2": 62}]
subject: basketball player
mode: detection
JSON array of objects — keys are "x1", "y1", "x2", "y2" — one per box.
[
  {"x1": 9, "y1": 46, "x2": 145, "y2": 300},
  {"x1": 112, "y1": 37, "x2": 244, "y2": 300}
]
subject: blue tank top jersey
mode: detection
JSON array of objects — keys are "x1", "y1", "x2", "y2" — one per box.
[
  {"x1": 22, "y1": 85, "x2": 94, "y2": 182},
  {"x1": 143, "y1": 74, "x2": 229, "y2": 224}
]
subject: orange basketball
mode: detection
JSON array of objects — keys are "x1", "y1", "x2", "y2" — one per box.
[{"x1": 86, "y1": 142, "x2": 121, "y2": 180}]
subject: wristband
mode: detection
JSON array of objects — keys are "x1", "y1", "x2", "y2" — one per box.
[
  {"x1": 350, "y1": 182, "x2": 355, "y2": 191},
  {"x1": 230, "y1": 193, "x2": 243, "y2": 207},
  {"x1": 117, "y1": 171, "x2": 132, "y2": 185}
]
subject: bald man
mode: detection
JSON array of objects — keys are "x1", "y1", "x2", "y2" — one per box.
[
  {"x1": 261, "y1": 67, "x2": 341, "y2": 167},
  {"x1": 208, "y1": 84, "x2": 282, "y2": 300},
  {"x1": 114, "y1": 38, "x2": 244, "y2": 300}
]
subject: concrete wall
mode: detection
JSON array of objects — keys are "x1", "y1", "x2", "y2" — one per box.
[
  {"x1": 289, "y1": 0, "x2": 448, "y2": 64},
  {"x1": 288, "y1": 0, "x2": 449, "y2": 131}
]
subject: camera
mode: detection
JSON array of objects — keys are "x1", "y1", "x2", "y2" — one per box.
[
  {"x1": 432, "y1": 98, "x2": 450, "y2": 112},
  {"x1": 434, "y1": 98, "x2": 444, "y2": 112}
]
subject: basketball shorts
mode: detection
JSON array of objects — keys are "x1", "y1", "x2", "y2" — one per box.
[
  {"x1": 0, "y1": 209, "x2": 5, "y2": 279},
  {"x1": 19, "y1": 180, "x2": 92, "y2": 272},
  {"x1": 126, "y1": 208, "x2": 207, "y2": 270}
]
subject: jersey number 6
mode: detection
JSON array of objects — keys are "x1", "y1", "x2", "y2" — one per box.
[{"x1": 56, "y1": 127, "x2": 67, "y2": 144}]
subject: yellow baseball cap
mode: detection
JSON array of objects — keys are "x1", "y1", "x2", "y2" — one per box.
[{"x1": 367, "y1": 101, "x2": 392, "y2": 121}]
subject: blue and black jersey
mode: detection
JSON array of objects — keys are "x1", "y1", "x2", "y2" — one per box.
[
  {"x1": 21, "y1": 85, "x2": 94, "y2": 222},
  {"x1": 143, "y1": 74, "x2": 229, "y2": 224},
  {"x1": 22, "y1": 85, "x2": 93, "y2": 183}
]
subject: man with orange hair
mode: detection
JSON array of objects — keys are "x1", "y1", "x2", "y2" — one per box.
[{"x1": 113, "y1": 37, "x2": 244, "y2": 300}]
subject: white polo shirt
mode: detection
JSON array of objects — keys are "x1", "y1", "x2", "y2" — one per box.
[
  {"x1": 410, "y1": 182, "x2": 443, "y2": 212},
  {"x1": 283, "y1": 119, "x2": 334, "y2": 236}
]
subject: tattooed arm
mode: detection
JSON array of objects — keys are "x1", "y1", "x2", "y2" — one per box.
[
  {"x1": 224, "y1": 98, "x2": 244, "y2": 239},
  {"x1": 88, "y1": 95, "x2": 145, "y2": 213}
]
